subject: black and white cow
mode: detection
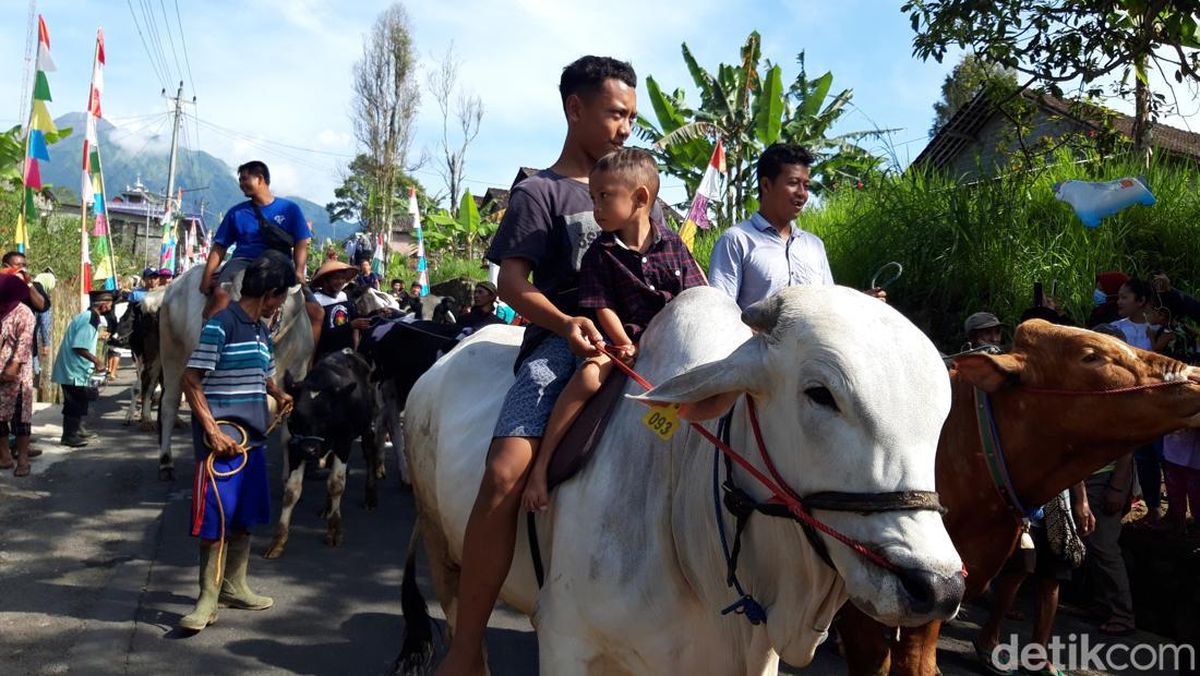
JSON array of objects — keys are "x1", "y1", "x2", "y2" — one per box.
[{"x1": 263, "y1": 349, "x2": 382, "y2": 559}]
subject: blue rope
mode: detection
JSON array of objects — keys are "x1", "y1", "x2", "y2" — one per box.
[{"x1": 712, "y1": 415, "x2": 768, "y2": 626}]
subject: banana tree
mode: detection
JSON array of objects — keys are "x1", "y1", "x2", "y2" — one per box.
[
  {"x1": 636, "y1": 31, "x2": 889, "y2": 226},
  {"x1": 426, "y1": 189, "x2": 498, "y2": 260}
]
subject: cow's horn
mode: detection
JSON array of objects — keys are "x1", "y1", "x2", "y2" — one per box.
[{"x1": 741, "y1": 294, "x2": 785, "y2": 334}]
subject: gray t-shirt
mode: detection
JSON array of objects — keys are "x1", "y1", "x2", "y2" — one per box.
[
  {"x1": 486, "y1": 168, "x2": 664, "y2": 367},
  {"x1": 486, "y1": 170, "x2": 600, "y2": 366}
]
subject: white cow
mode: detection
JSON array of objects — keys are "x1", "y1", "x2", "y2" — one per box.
[
  {"x1": 155, "y1": 265, "x2": 313, "y2": 480},
  {"x1": 396, "y1": 285, "x2": 964, "y2": 674}
]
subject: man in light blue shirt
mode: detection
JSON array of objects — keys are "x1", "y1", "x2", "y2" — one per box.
[
  {"x1": 709, "y1": 143, "x2": 883, "y2": 309},
  {"x1": 52, "y1": 290, "x2": 113, "y2": 446}
]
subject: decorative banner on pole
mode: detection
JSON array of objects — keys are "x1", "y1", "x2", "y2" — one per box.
[
  {"x1": 408, "y1": 186, "x2": 428, "y2": 296},
  {"x1": 81, "y1": 28, "x2": 116, "y2": 309},
  {"x1": 16, "y1": 15, "x2": 58, "y2": 255},
  {"x1": 678, "y1": 139, "x2": 727, "y2": 251},
  {"x1": 159, "y1": 188, "x2": 181, "y2": 273}
]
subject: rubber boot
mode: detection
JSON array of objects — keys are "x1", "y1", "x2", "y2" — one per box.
[
  {"x1": 179, "y1": 541, "x2": 222, "y2": 631},
  {"x1": 60, "y1": 416, "x2": 89, "y2": 447},
  {"x1": 219, "y1": 533, "x2": 274, "y2": 610}
]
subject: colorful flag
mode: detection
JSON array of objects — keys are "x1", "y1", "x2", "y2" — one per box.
[
  {"x1": 409, "y1": 186, "x2": 428, "y2": 296},
  {"x1": 372, "y1": 231, "x2": 385, "y2": 276},
  {"x1": 678, "y1": 140, "x2": 727, "y2": 251},
  {"x1": 81, "y1": 28, "x2": 117, "y2": 307},
  {"x1": 15, "y1": 15, "x2": 57, "y2": 255}
]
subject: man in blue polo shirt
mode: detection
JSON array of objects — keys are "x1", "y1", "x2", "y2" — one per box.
[
  {"x1": 178, "y1": 250, "x2": 294, "y2": 633},
  {"x1": 199, "y1": 161, "x2": 322, "y2": 343}
]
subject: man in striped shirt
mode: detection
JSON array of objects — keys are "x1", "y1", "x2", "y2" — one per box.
[{"x1": 178, "y1": 251, "x2": 295, "y2": 633}]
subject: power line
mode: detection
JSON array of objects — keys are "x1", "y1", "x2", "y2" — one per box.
[
  {"x1": 137, "y1": 0, "x2": 174, "y2": 84},
  {"x1": 157, "y1": 0, "x2": 185, "y2": 85},
  {"x1": 126, "y1": 0, "x2": 169, "y2": 89}
]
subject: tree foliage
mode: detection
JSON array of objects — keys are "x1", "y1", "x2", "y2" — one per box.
[
  {"x1": 929, "y1": 53, "x2": 1019, "y2": 135},
  {"x1": 350, "y1": 2, "x2": 420, "y2": 236},
  {"x1": 636, "y1": 31, "x2": 889, "y2": 226},
  {"x1": 326, "y1": 153, "x2": 435, "y2": 230},
  {"x1": 425, "y1": 189, "x2": 498, "y2": 261},
  {"x1": 903, "y1": 0, "x2": 1200, "y2": 161}
]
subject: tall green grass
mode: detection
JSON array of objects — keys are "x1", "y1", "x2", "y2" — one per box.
[{"x1": 791, "y1": 153, "x2": 1200, "y2": 350}]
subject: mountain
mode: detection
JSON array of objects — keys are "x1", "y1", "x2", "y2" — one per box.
[{"x1": 39, "y1": 112, "x2": 357, "y2": 243}]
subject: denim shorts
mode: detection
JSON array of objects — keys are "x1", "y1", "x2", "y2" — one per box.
[{"x1": 492, "y1": 335, "x2": 579, "y2": 438}]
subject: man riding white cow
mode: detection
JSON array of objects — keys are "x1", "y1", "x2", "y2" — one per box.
[{"x1": 396, "y1": 285, "x2": 964, "y2": 674}]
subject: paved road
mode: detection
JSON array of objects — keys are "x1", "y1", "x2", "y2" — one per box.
[{"x1": 0, "y1": 369, "x2": 1177, "y2": 675}]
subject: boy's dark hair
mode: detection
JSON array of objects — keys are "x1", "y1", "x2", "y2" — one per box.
[
  {"x1": 559, "y1": 56, "x2": 636, "y2": 106},
  {"x1": 1122, "y1": 278, "x2": 1154, "y2": 302},
  {"x1": 237, "y1": 160, "x2": 271, "y2": 185},
  {"x1": 2, "y1": 251, "x2": 22, "y2": 266},
  {"x1": 242, "y1": 250, "x2": 294, "y2": 298},
  {"x1": 756, "y1": 143, "x2": 815, "y2": 195},
  {"x1": 591, "y1": 148, "x2": 660, "y2": 202},
  {"x1": 390, "y1": 279, "x2": 403, "y2": 287}
]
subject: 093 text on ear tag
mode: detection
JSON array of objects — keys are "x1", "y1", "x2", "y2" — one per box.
[{"x1": 642, "y1": 404, "x2": 681, "y2": 441}]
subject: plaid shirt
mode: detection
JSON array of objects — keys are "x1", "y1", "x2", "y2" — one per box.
[{"x1": 578, "y1": 221, "x2": 707, "y2": 342}]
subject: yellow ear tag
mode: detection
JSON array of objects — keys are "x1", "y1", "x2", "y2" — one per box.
[{"x1": 642, "y1": 404, "x2": 681, "y2": 441}]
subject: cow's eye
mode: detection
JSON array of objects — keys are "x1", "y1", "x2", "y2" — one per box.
[
  {"x1": 1082, "y1": 351, "x2": 1104, "y2": 364},
  {"x1": 805, "y1": 386, "x2": 839, "y2": 412}
]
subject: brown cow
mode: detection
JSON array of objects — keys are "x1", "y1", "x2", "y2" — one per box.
[{"x1": 837, "y1": 319, "x2": 1200, "y2": 675}]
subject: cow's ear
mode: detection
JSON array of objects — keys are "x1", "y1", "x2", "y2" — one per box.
[
  {"x1": 630, "y1": 339, "x2": 766, "y2": 421},
  {"x1": 283, "y1": 370, "x2": 297, "y2": 395},
  {"x1": 954, "y1": 353, "x2": 1023, "y2": 393}
]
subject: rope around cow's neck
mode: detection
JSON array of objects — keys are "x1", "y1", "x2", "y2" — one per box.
[{"x1": 594, "y1": 343, "x2": 903, "y2": 574}]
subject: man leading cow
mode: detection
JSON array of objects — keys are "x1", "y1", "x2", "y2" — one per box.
[{"x1": 437, "y1": 55, "x2": 648, "y2": 676}]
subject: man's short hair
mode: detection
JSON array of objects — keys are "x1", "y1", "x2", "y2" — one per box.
[
  {"x1": 242, "y1": 250, "x2": 295, "y2": 298},
  {"x1": 1122, "y1": 277, "x2": 1153, "y2": 301},
  {"x1": 591, "y1": 148, "x2": 660, "y2": 202},
  {"x1": 559, "y1": 56, "x2": 636, "y2": 106},
  {"x1": 390, "y1": 279, "x2": 403, "y2": 286},
  {"x1": 756, "y1": 143, "x2": 815, "y2": 193},
  {"x1": 237, "y1": 160, "x2": 271, "y2": 185},
  {"x1": 2, "y1": 251, "x2": 24, "y2": 266}
]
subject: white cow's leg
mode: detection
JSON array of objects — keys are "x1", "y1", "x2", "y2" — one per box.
[
  {"x1": 324, "y1": 454, "x2": 347, "y2": 547},
  {"x1": 157, "y1": 363, "x2": 182, "y2": 481},
  {"x1": 264, "y1": 461, "x2": 305, "y2": 559}
]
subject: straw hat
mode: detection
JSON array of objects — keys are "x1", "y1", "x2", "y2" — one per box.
[{"x1": 312, "y1": 260, "x2": 356, "y2": 283}]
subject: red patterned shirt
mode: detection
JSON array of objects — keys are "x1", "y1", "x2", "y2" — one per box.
[{"x1": 578, "y1": 221, "x2": 707, "y2": 343}]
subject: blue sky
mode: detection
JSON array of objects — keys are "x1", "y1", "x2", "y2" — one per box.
[{"x1": 2, "y1": 1, "x2": 1182, "y2": 213}]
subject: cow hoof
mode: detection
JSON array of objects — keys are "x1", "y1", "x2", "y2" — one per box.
[
  {"x1": 364, "y1": 496, "x2": 378, "y2": 511},
  {"x1": 263, "y1": 541, "x2": 286, "y2": 559},
  {"x1": 374, "y1": 466, "x2": 387, "y2": 480},
  {"x1": 173, "y1": 417, "x2": 186, "y2": 429},
  {"x1": 323, "y1": 532, "x2": 343, "y2": 547},
  {"x1": 140, "y1": 421, "x2": 155, "y2": 433},
  {"x1": 158, "y1": 466, "x2": 174, "y2": 481}
]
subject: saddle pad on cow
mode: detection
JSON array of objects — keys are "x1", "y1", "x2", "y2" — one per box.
[{"x1": 546, "y1": 371, "x2": 628, "y2": 490}]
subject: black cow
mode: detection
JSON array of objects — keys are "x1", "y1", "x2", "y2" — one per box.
[
  {"x1": 263, "y1": 349, "x2": 382, "y2": 558},
  {"x1": 357, "y1": 318, "x2": 465, "y2": 483}
]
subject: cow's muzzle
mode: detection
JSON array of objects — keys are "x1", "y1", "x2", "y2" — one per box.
[{"x1": 895, "y1": 565, "x2": 965, "y2": 619}]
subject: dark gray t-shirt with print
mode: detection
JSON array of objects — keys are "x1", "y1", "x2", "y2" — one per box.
[{"x1": 486, "y1": 169, "x2": 600, "y2": 366}]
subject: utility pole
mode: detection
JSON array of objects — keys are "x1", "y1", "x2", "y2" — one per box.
[{"x1": 161, "y1": 81, "x2": 194, "y2": 271}]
